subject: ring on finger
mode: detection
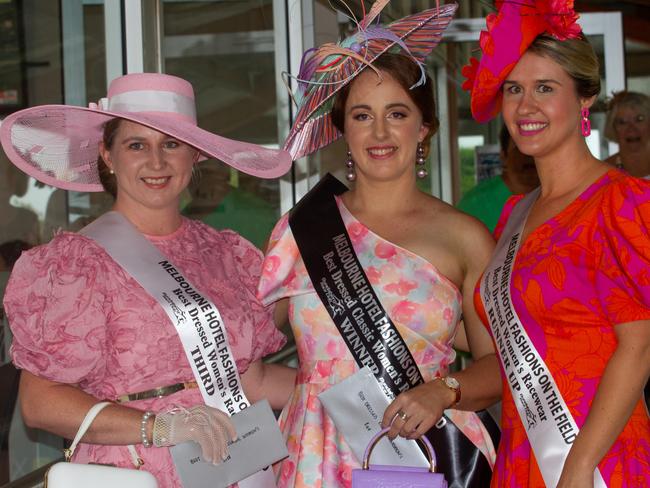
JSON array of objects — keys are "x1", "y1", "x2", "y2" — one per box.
[{"x1": 396, "y1": 410, "x2": 409, "y2": 421}]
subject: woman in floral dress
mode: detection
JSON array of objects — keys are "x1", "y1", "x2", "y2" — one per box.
[{"x1": 257, "y1": 2, "x2": 502, "y2": 486}]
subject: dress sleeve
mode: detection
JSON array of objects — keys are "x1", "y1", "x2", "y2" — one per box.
[
  {"x1": 256, "y1": 213, "x2": 313, "y2": 306},
  {"x1": 4, "y1": 233, "x2": 109, "y2": 387},
  {"x1": 594, "y1": 178, "x2": 650, "y2": 325},
  {"x1": 492, "y1": 194, "x2": 525, "y2": 240},
  {"x1": 223, "y1": 231, "x2": 287, "y2": 364}
]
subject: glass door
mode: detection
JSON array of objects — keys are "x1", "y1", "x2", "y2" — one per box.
[
  {"x1": 0, "y1": 0, "x2": 118, "y2": 481},
  {"x1": 139, "y1": 0, "x2": 290, "y2": 250}
]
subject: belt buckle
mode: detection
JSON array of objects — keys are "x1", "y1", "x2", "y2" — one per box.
[
  {"x1": 151, "y1": 386, "x2": 169, "y2": 399},
  {"x1": 117, "y1": 381, "x2": 197, "y2": 403}
]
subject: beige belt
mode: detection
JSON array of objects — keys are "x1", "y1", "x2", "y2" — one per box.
[{"x1": 116, "y1": 381, "x2": 199, "y2": 403}]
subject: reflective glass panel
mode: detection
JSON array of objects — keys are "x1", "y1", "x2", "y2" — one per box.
[
  {"x1": 0, "y1": 1, "x2": 111, "y2": 481},
  {"x1": 157, "y1": 0, "x2": 282, "y2": 249}
]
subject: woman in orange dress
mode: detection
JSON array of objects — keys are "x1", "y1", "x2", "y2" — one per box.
[{"x1": 463, "y1": 1, "x2": 650, "y2": 487}]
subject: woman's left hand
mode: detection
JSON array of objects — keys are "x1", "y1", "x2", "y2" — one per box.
[
  {"x1": 556, "y1": 463, "x2": 596, "y2": 488},
  {"x1": 381, "y1": 380, "x2": 455, "y2": 440}
]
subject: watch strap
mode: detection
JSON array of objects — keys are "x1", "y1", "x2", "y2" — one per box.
[{"x1": 436, "y1": 376, "x2": 461, "y2": 408}]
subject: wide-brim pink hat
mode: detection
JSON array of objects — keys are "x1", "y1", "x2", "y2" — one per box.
[
  {"x1": 0, "y1": 73, "x2": 292, "y2": 192},
  {"x1": 462, "y1": 0, "x2": 582, "y2": 123}
]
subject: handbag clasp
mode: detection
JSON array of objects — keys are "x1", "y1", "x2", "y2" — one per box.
[{"x1": 362, "y1": 427, "x2": 437, "y2": 473}]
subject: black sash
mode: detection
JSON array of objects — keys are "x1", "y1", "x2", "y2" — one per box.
[{"x1": 289, "y1": 174, "x2": 499, "y2": 488}]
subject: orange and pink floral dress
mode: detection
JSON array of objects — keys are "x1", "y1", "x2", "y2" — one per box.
[
  {"x1": 258, "y1": 196, "x2": 496, "y2": 488},
  {"x1": 475, "y1": 169, "x2": 650, "y2": 487}
]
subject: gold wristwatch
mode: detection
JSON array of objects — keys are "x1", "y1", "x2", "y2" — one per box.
[{"x1": 436, "y1": 376, "x2": 461, "y2": 408}]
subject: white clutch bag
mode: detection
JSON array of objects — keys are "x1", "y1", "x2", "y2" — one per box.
[{"x1": 44, "y1": 402, "x2": 159, "y2": 488}]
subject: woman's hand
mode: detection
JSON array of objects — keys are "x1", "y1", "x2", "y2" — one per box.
[
  {"x1": 556, "y1": 461, "x2": 597, "y2": 488},
  {"x1": 380, "y1": 380, "x2": 456, "y2": 440},
  {"x1": 153, "y1": 405, "x2": 237, "y2": 464}
]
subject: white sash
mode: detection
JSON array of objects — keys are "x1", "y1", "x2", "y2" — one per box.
[
  {"x1": 480, "y1": 191, "x2": 607, "y2": 488},
  {"x1": 80, "y1": 212, "x2": 275, "y2": 487}
]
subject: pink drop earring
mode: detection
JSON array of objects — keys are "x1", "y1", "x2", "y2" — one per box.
[{"x1": 581, "y1": 108, "x2": 591, "y2": 137}]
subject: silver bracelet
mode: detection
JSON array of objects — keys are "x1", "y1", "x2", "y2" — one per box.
[{"x1": 140, "y1": 410, "x2": 154, "y2": 447}]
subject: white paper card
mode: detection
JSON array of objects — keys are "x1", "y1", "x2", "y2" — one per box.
[
  {"x1": 170, "y1": 400, "x2": 288, "y2": 488},
  {"x1": 318, "y1": 366, "x2": 428, "y2": 467}
]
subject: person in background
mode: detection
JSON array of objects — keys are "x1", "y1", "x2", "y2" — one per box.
[
  {"x1": 1, "y1": 72, "x2": 294, "y2": 487},
  {"x1": 604, "y1": 91, "x2": 650, "y2": 178},
  {"x1": 463, "y1": 1, "x2": 650, "y2": 486},
  {"x1": 182, "y1": 163, "x2": 277, "y2": 250},
  {"x1": 457, "y1": 125, "x2": 539, "y2": 232}
]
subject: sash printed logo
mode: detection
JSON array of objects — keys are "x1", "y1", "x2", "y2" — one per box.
[{"x1": 320, "y1": 277, "x2": 346, "y2": 317}]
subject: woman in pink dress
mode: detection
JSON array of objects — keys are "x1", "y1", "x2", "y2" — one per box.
[
  {"x1": 1, "y1": 73, "x2": 295, "y2": 487},
  {"x1": 463, "y1": 1, "x2": 650, "y2": 486},
  {"x1": 257, "y1": 2, "x2": 502, "y2": 486}
]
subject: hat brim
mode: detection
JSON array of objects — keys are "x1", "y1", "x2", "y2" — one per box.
[
  {"x1": 466, "y1": 1, "x2": 582, "y2": 123},
  {"x1": 284, "y1": 3, "x2": 458, "y2": 160},
  {"x1": 0, "y1": 105, "x2": 291, "y2": 192},
  {"x1": 468, "y1": 3, "x2": 542, "y2": 123}
]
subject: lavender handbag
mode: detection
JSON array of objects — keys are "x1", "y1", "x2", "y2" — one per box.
[{"x1": 352, "y1": 427, "x2": 448, "y2": 488}]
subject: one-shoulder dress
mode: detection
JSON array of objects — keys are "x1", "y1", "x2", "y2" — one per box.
[{"x1": 258, "y1": 196, "x2": 496, "y2": 487}]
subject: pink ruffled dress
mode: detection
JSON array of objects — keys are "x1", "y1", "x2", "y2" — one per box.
[
  {"x1": 4, "y1": 218, "x2": 286, "y2": 488},
  {"x1": 257, "y1": 197, "x2": 497, "y2": 487}
]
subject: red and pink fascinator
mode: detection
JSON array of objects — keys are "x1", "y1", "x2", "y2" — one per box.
[
  {"x1": 0, "y1": 73, "x2": 292, "y2": 192},
  {"x1": 462, "y1": 0, "x2": 582, "y2": 123},
  {"x1": 284, "y1": 0, "x2": 458, "y2": 160}
]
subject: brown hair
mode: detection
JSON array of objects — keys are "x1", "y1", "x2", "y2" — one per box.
[
  {"x1": 499, "y1": 123, "x2": 512, "y2": 157},
  {"x1": 97, "y1": 118, "x2": 123, "y2": 198},
  {"x1": 331, "y1": 52, "x2": 438, "y2": 155},
  {"x1": 528, "y1": 34, "x2": 601, "y2": 100}
]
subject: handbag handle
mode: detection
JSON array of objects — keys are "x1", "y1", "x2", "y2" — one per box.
[
  {"x1": 362, "y1": 427, "x2": 437, "y2": 473},
  {"x1": 64, "y1": 401, "x2": 143, "y2": 468}
]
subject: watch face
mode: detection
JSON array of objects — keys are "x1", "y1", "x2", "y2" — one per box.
[{"x1": 445, "y1": 377, "x2": 460, "y2": 390}]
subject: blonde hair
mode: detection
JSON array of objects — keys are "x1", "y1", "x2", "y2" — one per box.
[
  {"x1": 528, "y1": 34, "x2": 601, "y2": 100},
  {"x1": 604, "y1": 91, "x2": 650, "y2": 143}
]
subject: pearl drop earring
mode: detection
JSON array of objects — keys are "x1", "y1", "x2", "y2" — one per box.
[
  {"x1": 416, "y1": 143, "x2": 427, "y2": 179},
  {"x1": 345, "y1": 150, "x2": 356, "y2": 182}
]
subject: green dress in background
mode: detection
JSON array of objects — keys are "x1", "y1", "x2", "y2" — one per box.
[{"x1": 456, "y1": 176, "x2": 512, "y2": 233}]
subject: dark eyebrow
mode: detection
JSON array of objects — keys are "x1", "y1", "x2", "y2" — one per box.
[
  {"x1": 537, "y1": 79, "x2": 562, "y2": 85},
  {"x1": 348, "y1": 104, "x2": 372, "y2": 111},
  {"x1": 386, "y1": 103, "x2": 412, "y2": 111},
  {"x1": 348, "y1": 102, "x2": 412, "y2": 111}
]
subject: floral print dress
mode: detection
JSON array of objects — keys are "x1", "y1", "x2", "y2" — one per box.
[
  {"x1": 5, "y1": 219, "x2": 286, "y2": 488},
  {"x1": 258, "y1": 196, "x2": 497, "y2": 488},
  {"x1": 475, "y1": 170, "x2": 650, "y2": 487}
]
